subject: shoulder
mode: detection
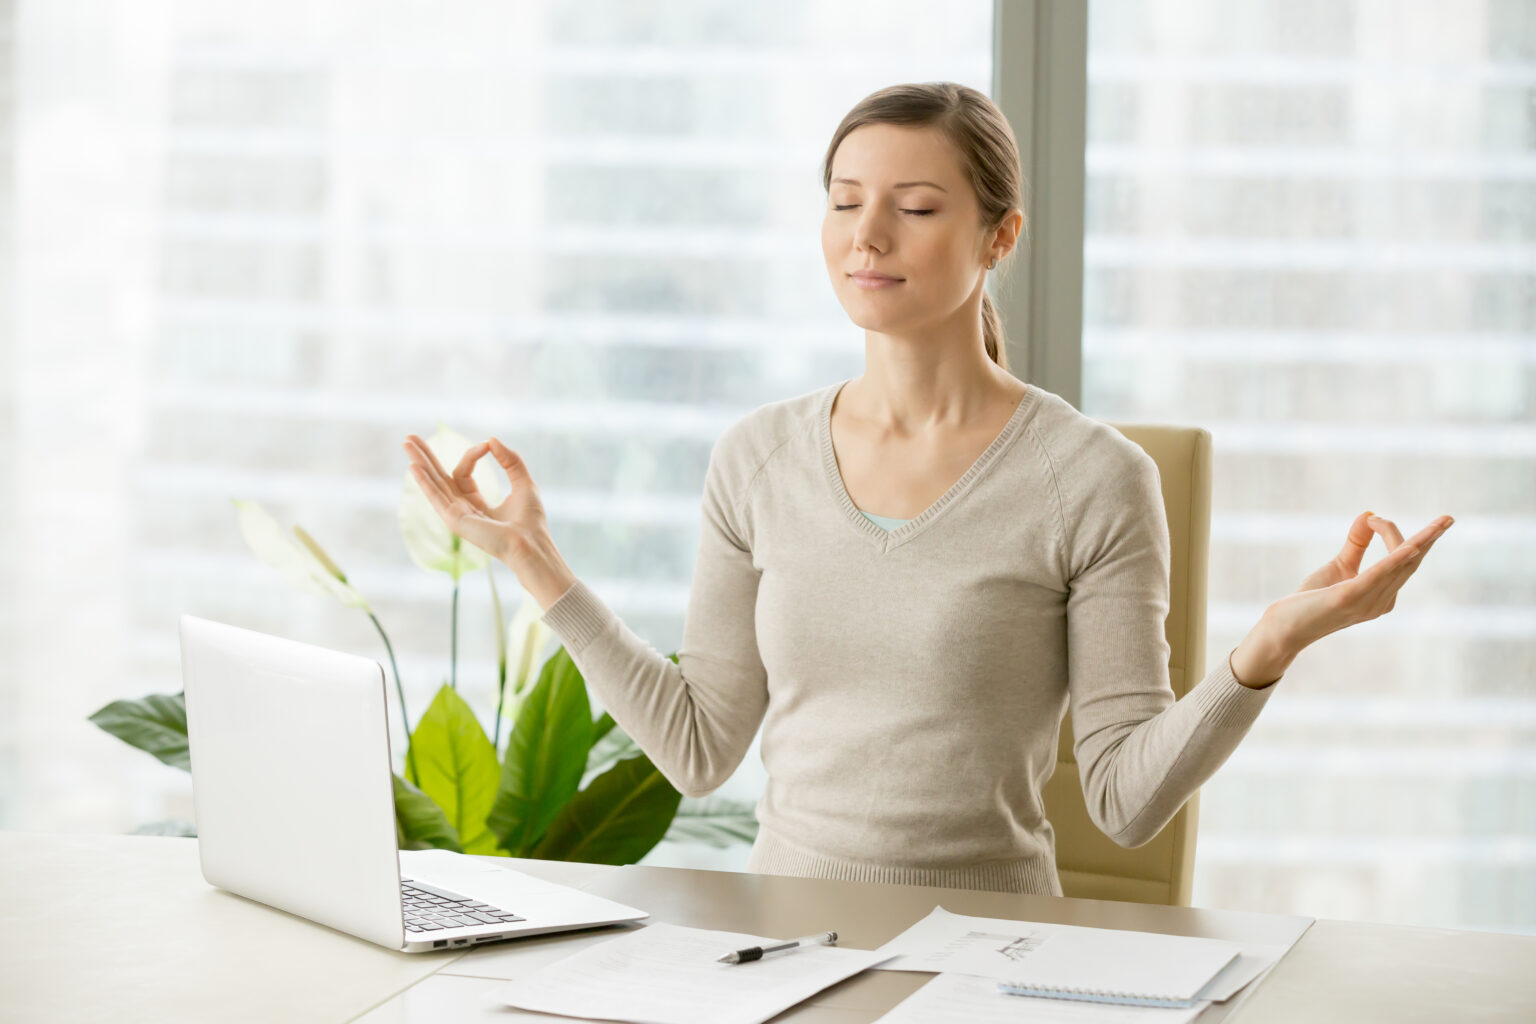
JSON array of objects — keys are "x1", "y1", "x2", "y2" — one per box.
[
  {"x1": 1026, "y1": 385, "x2": 1160, "y2": 493},
  {"x1": 1024, "y1": 387, "x2": 1164, "y2": 572},
  {"x1": 707, "y1": 381, "x2": 831, "y2": 494}
]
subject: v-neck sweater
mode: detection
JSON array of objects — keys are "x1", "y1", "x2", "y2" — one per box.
[{"x1": 538, "y1": 377, "x2": 1282, "y2": 895}]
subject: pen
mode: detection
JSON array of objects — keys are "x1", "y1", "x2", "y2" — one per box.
[{"x1": 716, "y1": 930, "x2": 838, "y2": 964}]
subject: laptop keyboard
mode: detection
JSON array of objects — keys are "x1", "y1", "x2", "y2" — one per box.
[{"x1": 400, "y1": 876, "x2": 526, "y2": 933}]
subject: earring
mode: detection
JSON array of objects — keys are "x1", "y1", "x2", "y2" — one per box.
[{"x1": 987, "y1": 257, "x2": 997, "y2": 270}]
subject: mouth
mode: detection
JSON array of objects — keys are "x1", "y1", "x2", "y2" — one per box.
[{"x1": 849, "y1": 273, "x2": 904, "y2": 290}]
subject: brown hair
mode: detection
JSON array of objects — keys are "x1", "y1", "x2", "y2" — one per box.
[{"x1": 821, "y1": 82, "x2": 1026, "y2": 371}]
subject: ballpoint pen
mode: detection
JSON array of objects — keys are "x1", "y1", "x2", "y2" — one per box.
[{"x1": 716, "y1": 930, "x2": 839, "y2": 964}]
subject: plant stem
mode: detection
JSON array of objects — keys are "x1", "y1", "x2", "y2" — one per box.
[
  {"x1": 489, "y1": 568, "x2": 508, "y2": 752},
  {"x1": 366, "y1": 610, "x2": 418, "y2": 787},
  {"x1": 450, "y1": 579, "x2": 459, "y2": 689}
]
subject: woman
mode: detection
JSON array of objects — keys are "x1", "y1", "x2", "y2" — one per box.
[{"x1": 403, "y1": 83, "x2": 1453, "y2": 895}]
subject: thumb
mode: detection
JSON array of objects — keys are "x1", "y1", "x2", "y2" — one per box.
[{"x1": 1335, "y1": 510, "x2": 1375, "y2": 577}]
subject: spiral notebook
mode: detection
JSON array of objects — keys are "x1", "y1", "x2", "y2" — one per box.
[{"x1": 873, "y1": 906, "x2": 1245, "y2": 1008}]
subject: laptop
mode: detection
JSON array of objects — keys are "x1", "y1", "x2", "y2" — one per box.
[{"x1": 178, "y1": 613, "x2": 650, "y2": 953}]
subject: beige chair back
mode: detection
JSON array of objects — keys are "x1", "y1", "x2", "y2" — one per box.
[{"x1": 1042, "y1": 423, "x2": 1213, "y2": 906}]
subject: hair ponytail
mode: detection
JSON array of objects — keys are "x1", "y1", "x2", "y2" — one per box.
[{"x1": 981, "y1": 289, "x2": 1006, "y2": 370}]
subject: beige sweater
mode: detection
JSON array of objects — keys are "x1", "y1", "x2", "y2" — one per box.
[{"x1": 539, "y1": 378, "x2": 1280, "y2": 895}]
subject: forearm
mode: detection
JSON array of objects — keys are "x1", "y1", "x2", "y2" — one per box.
[{"x1": 511, "y1": 526, "x2": 771, "y2": 799}]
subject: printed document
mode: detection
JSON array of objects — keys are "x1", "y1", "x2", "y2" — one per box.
[
  {"x1": 874, "y1": 906, "x2": 1310, "y2": 1003},
  {"x1": 872, "y1": 907, "x2": 1241, "y2": 1003}
]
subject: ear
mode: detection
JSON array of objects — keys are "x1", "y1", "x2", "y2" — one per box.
[{"x1": 993, "y1": 208, "x2": 1025, "y2": 256}]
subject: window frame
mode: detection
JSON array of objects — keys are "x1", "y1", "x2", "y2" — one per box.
[{"x1": 993, "y1": 0, "x2": 1088, "y2": 407}]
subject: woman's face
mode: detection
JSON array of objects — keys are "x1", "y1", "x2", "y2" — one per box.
[{"x1": 822, "y1": 123, "x2": 992, "y2": 335}]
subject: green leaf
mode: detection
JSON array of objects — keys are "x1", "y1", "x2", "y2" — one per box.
[
  {"x1": 408, "y1": 684, "x2": 504, "y2": 855},
  {"x1": 662, "y1": 796, "x2": 760, "y2": 848},
  {"x1": 87, "y1": 692, "x2": 190, "y2": 771},
  {"x1": 487, "y1": 647, "x2": 592, "y2": 856},
  {"x1": 530, "y1": 754, "x2": 682, "y2": 864},
  {"x1": 581, "y1": 722, "x2": 640, "y2": 789},
  {"x1": 393, "y1": 773, "x2": 463, "y2": 852},
  {"x1": 590, "y1": 711, "x2": 616, "y2": 746}
]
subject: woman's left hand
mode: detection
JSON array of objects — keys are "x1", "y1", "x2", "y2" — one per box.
[{"x1": 1262, "y1": 510, "x2": 1454, "y2": 660}]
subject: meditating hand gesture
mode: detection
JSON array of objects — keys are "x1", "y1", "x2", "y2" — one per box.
[
  {"x1": 1229, "y1": 510, "x2": 1454, "y2": 687},
  {"x1": 402, "y1": 433, "x2": 578, "y2": 609}
]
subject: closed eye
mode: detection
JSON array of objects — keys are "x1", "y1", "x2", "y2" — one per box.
[{"x1": 831, "y1": 205, "x2": 934, "y2": 216}]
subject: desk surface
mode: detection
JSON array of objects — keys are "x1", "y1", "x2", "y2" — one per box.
[{"x1": 3, "y1": 832, "x2": 1533, "y2": 1023}]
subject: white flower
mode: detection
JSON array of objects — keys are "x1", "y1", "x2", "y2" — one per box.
[
  {"x1": 499, "y1": 588, "x2": 553, "y2": 722},
  {"x1": 507, "y1": 589, "x2": 553, "y2": 696},
  {"x1": 233, "y1": 499, "x2": 369, "y2": 610}
]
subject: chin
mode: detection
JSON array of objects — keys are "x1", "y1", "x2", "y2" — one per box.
[{"x1": 843, "y1": 310, "x2": 908, "y2": 333}]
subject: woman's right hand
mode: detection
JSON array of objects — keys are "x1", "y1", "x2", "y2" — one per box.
[{"x1": 402, "y1": 433, "x2": 552, "y2": 569}]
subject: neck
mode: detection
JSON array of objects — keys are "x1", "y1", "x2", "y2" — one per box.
[{"x1": 845, "y1": 351, "x2": 1019, "y2": 438}]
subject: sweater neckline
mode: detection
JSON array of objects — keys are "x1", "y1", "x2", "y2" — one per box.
[{"x1": 818, "y1": 377, "x2": 1037, "y2": 553}]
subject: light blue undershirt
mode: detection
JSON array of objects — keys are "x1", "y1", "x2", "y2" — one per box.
[{"x1": 860, "y1": 510, "x2": 912, "y2": 531}]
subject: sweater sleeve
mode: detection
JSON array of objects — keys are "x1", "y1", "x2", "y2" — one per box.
[
  {"x1": 1065, "y1": 444, "x2": 1280, "y2": 849},
  {"x1": 535, "y1": 427, "x2": 770, "y2": 799}
]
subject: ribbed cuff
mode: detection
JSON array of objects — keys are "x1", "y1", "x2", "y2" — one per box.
[
  {"x1": 537, "y1": 578, "x2": 615, "y2": 655},
  {"x1": 1189, "y1": 650, "x2": 1281, "y2": 729}
]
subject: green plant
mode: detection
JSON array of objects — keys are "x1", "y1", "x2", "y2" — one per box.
[{"x1": 90, "y1": 424, "x2": 757, "y2": 864}]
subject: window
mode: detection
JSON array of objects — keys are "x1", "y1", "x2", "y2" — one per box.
[
  {"x1": 0, "y1": 1, "x2": 994, "y2": 871},
  {"x1": 1081, "y1": 0, "x2": 1535, "y2": 933}
]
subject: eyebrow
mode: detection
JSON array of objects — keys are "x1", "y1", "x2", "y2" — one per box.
[{"x1": 831, "y1": 177, "x2": 948, "y2": 193}]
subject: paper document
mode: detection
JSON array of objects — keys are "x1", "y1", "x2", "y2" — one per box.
[
  {"x1": 494, "y1": 921, "x2": 893, "y2": 1024},
  {"x1": 874, "y1": 905, "x2": 1314, "y2": 1005},
  {"x1": 873, "y1": 972, "x2": 1210, "y2": 1024},
  {"x1": 873, "y1": 907, "x2": 1242, "y2": 1004}
]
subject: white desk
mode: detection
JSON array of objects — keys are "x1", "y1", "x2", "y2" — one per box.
[{"x1": 4, "y1": 832, "x2": 1534, "y2": 1022}]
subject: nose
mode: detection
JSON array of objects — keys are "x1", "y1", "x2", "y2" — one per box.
[{"x1": 851, "y1": 209, "x2": 891, "y2": 255}]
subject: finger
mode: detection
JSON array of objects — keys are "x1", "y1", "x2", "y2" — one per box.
[
  {"x1": 404, "y1": 437, "x2": 467, "y2": 506},
  {"x1": 404, "y1": 434, "x2": 456, "y2": 485},
  {"x1": 1370, "y1": 515, "x2": 1449, "y2": 574},
  {"x1": 408, "y1": 462, "x2": 461, "y2": 524},
  {"x1": 1358, "y1": 534, "x2": 1423, "y2": 588},
  {"x1": 486, "y1": 437, "x2": 533, "y2": 483},
  {"x1": 1369, "y1": 542, "x2": 1431, "y2": 608},
  {"x1": 1405, "y1": 520, "x2": 1452, "y2": 562},
  {"x1": 405, "y1": 440, "x2": 466, "y2": 507},
  {"x1": 1352, "y1": 518, "x2": 1453, "y2": 611},
  {"x1": 1367, "y1": 515, "x2": 1405, "y2": 551},
  {"x1": 451, "y1": 442, "x2": 493, "y2": 513},
  {"x1": 1366, "y1": 534, "x2": 1444, "y2": 607},
  {"x1": 402, "y1": 436, "x2": 441, "y2": 481},
  {"x1": 1336, "y1": 511, "x2": 1376, "y2": 575},
  {"x1": 1403, "y1": 515, "x2": 1454, "y2": 548}
]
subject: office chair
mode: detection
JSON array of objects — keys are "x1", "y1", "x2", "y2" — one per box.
[{"x1": 1041, "y1": 423, "x2": 1213, "y2": 907}]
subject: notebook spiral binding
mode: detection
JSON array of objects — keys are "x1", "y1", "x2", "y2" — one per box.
[{"x1": 996, "y1": 981, "x2": 1201, "y2": 1009}]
